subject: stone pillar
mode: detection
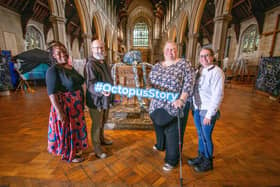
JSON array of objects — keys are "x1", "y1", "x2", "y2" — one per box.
[
  {"x1": 187, "y1": 33, "x2": 199, "y2": 65},
  {"x1": 152, "y1": 39, "x2": 161, "y2": 63},
  {"x1": 107, "y1": 48, "x2": 113, "y2": 64},
  {"x1": 82, "y1": 33, "x2": 92, "y2": 58},
  {"x1": 119, "y1": 9, "x2": 128, "y2": 51},
  {"x1": 50, "y1": 15, "x2": 67, "y2": 47},
  {"x1": 212, "y1": 14, "x2": 232, "y2": 65},
  {"x1": 153, "y1": 3, "x2": 164, "y2": 63},
  {"x1": 177, "y1": 42, "x2": 184, "y2": 58}
]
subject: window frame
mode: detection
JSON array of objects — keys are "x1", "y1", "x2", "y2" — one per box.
[{"x1": 132, "y1": 22, "x2": 149, "y2": 47}]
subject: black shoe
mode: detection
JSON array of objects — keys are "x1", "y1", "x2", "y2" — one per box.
[
  {"x1": 101, "y1": 139, "x2": 113, "y2": 145},
  {"x1": 187, "y1": 154, "x2": 204, "y2": 166},
  {"x1": 194, "y1": 158, "x2": 213, "y2": 172}
]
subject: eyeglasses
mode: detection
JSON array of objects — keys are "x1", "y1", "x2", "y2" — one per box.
[
  {"x1": 199, "y1": 54, "x2": 212, "y2": 58},
  {"x1": 92, "y1": 46, "x2": 104, "y2": 49}
]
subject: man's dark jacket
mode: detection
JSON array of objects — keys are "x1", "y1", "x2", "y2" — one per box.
[{"x1": 84, "y1": 57, "x2": 113, "y2": 109}]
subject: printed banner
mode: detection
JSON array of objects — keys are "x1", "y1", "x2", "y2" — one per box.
[
  {"x1": 255, "y1": 56, "x2": 280, "y2": 96},
  {"x1": 94, "y1": 82, "x2": 179, "y2": 102}
]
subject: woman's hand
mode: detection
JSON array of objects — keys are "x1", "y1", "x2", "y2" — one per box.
[
  {"x1": 102, "y1": 91, "x2": 111, "y2": 97},
  {"x1": 57, "y1": 110, "x2": 66, "y2": 123},
  {"x1": 203, "y1": 117, "x2": 211, "y2": 125},
  {"x1": 172, "y1": 99, "x2": 185, "y2": 109}
]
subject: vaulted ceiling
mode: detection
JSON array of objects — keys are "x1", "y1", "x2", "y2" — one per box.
[
  {"x1": 0, "y1": 0, "x2": 279, "y2": 46},
  {"x1": 0, "y1": 0, "x2": 82, "y2": 45},
  {"x1": 199, "y1": 0, "x2": 280, "y2": 44},
  {"x1": 116, "y1": 0, "x2": 169, "y2": 11},
  {"x1": 0, "y1": 0, "x2": 50, "y2": 38}
]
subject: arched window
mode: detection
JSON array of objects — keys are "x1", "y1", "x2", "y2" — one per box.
[
  {"x1": 241, "y1": 25, "x2": 259, "y2": 53},
  {"x1": 25, "y1": 26, "x2": 43, "y2": 50},
  {"x1": 133, "y1": 22, "x2": 149, "y2": 47}
]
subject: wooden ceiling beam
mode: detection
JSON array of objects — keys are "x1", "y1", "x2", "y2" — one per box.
[
  {"x1": 239, "y1": 3, "x2": 250, "y2": 17},
  {"x1": 21, "y1": 0, "x2": 30, "y2": 12},
  {"x1": 246, "y1": 0, "x2": 252, "y2": 11},
  {"x1": 204, "y1": 19, "x2": 214, "y2": 27},
  {"x1": 6, "y1": 0, "x2": 14, "y2": 5},
  {"x1": 21, "y1": 0, "x2": 36, "y2": 38},
  {"x1": 70, "y1": 21, "x2": 79, "y2": 28},
  {"x1": 232, "y1": 0, "x2": 246, "y2": 9},
  {"x1": 36, "y1": 0, "x2": 48, "y2": 9},
  {"x1": 33, "y1": 3, "x2": 40, "y2": 14}
]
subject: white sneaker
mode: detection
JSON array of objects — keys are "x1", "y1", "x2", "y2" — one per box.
[
  {"x1": 153, "y1": 145, "x2": 158, "y2": 151},
  {"x1": 162, "y1": 163, "x2": 174, "y2": 171},
  {"x1": 97, "y1": 152, "x2": 107, "y2": 159}
]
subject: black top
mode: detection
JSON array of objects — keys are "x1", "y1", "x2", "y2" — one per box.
[{"x1": 46, "y1": 64, "x2": 84, "y2": 95}]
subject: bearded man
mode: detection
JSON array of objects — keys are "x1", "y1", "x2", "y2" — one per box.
[{"x1": 84, "y1": 40, "x2": 113, "y2": 159}]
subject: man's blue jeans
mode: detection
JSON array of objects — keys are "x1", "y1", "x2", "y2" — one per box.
[{"x1": 193, "y1": 109, "x2": 217, "y2": 159}]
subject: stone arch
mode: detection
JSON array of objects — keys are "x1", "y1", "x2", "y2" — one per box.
[
  {"x1": 168, "y1": 26, "x2": 177, "y2": 41},
  {"x1": 190, "y1": 0, "x2": 233, "y2": 34},
  {"x1": 105, "y1": 24, "x2": 114, "y2": 63},
  {"x1": 105, "y1": 25, "x2": 113, "y2": 48},
  {"x1": 177, "y1": 11, "x2": 188, "y2": 43},
  {"x1": 215, "y1": 0, "x2": 233, "y2": 16},
  {"x1": 112, "y1": 31, "x2": 118, "y2": 52},
  {"x1": 112, "y1": 31, "x2": 118, "y2": 63},
  {"x1": 74, "y1": 0, "x2": 91, "y2": 34},
  {"x1": 48, "y1": 0, "x2": 65, "y2": 17},
  {"x1": 92, "y1": 12, "x2": 103, "y2": 40},
  {"x1": 191, "y1": 0, "x2": 207, "y2": 34},
  {"x1": 127, "y1": 6, "x2": 153, "y2": 50},
  {"x1": 187, "y1": 0, "x2": 233, "y2": 63}
]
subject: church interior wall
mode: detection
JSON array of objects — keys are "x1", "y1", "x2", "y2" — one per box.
[
  {"x1": 226, "y1": 24, "x2": 238, "y2": 66},
  {"x1": 0, "y1": 6, "x2": 24, "y2": 55},
  {"x1": 259, "y1": 6, "x2": 280, "y2": 57},
  {"x1": 126, "y1": 0, "x2": 154, "y2": 62},
  {"x1": 236, "y1": 17, "x2": 259, "y2": 66},
  {"x1": 223, "y1": 6, "x2": 280, "y2": 70},
  {"x1": 46, "y1": 28, "x2": 54, "y2": 45},
  {"x1": 66, "y1": 34, "x2": 72, "y2": 55},
  {"x1": 71, "y1": 38, "x2": 81, "y2": 59},
  {"x1": 26, "y1": 20, "x2": 46, "y2": 50}
]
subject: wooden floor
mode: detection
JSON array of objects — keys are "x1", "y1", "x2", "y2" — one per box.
[{"x1": 0, "y1": 85, "x2": 279, "y2": 187}]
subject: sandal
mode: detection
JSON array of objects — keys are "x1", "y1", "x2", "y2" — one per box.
[
  {"x1": 71, "y1": 156, "x2": 85, "y2": 163},
  {"x1": 76, "y1": 150, "x2": 83, "y2": 156}
]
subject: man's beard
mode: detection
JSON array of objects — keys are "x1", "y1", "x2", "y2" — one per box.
[{"x1": 93, "y1": 53, "x2": 105, "y2": 60}]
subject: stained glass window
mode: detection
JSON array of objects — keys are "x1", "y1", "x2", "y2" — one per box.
[
  {"x1": 25, "y1": 26, "x2": 43, "y2": 50},
  {"x1": 241, "y1": 25, "x2": 259, "y2": 53},
  {"x1": 133, "y1": 22, "x2": 149, "y2": 47}
]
